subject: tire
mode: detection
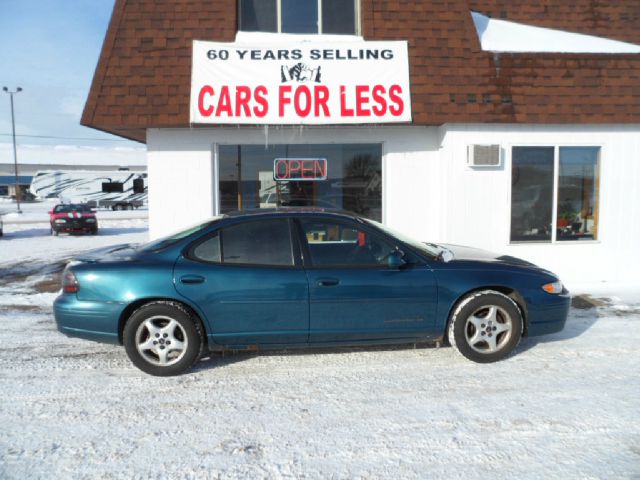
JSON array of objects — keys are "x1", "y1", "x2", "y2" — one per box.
[
  {"x1": 127, "y1": 204, "x2": 133, "y2": 211},
  {"x1": 115, "y1": 204, "x2": 125, "y2": 211},
  {"x1": 91, "y1": 227, "x2": 98, "y2": 235},
  {"x1": 51, "y1": 227, "x2": 58, "y2": 236},
  {"x1": 447, "y1": 290, "x2": 523, "y2": 363},
  {"x1": 123, "y1": 301, "x2": 205, "y2": 376}
]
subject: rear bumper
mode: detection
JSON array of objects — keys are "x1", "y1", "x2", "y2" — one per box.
[
  {"x1": 54, "y1": 294, "x2": 123, "y2": 344},
  {"x1": 526, "y1": 293, "x2": 571, "y2": 337}
]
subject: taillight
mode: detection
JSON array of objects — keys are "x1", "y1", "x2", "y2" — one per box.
[{"x1": 62, "y1": 270, "x2": 80, "y2": 294}]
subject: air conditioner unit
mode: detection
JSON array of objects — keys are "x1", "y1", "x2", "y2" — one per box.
[{"x1": 467, "y1": 144, "x2": 501, "y2": 167}]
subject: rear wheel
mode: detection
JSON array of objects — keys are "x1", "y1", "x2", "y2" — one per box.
[
  {"x1": 123, "y1": 302, "x2": 204, "y2": 376},
  {"x1": 447, "y1": 290, "x2": 523, "y2": 363}
]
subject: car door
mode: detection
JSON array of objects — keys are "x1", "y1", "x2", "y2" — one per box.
[
  {"x1": 297, "y1": 217, "x2": 438, "y2": 343},
  {"x1": 174, "y1": 218, "x2": 309, "y2": 346}
]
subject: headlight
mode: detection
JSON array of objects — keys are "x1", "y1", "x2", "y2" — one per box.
[
  {"x1": 85, "y1": 218, "x2": 96, "y2": 223},
  {"x1": 542, "y1": 281, "x2": 563, "y2": 294},
  {"x1": 54, "y1": 219, "x2": 67, "y2": 224}
]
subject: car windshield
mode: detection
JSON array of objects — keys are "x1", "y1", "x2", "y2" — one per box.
[
  {"x1": 138, "y1": 217, "x2": 223, "y2": 252},
  {"x1": 364, "y1": 219, "x2": 446, "y2": 259},
  {"x1": 54, "y1": 204, "x2": 93, "y2": 213}
]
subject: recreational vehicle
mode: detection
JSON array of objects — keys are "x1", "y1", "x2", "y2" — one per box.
[{"x1": 30, "y1": 170, "x2": 147, "y2": 210}]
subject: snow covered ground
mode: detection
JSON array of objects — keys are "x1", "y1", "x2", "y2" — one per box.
[{"x1": 1, "y1": 203, "x2": 639, "y2": 479}]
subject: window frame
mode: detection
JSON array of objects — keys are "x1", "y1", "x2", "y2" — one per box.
[
  {"x1": 508, "y1": 144, "x2": 603, "y2": 245},
  {"x1": 238, "y1": 0, "x2": 361, "y2": 35},
  {"x1": 186, "y1": 218, "x2": 303, "y2": 269}
]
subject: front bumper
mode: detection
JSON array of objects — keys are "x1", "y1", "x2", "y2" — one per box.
[
  {"x1": 52, "y1": 220, "x2": 97, "y2": 233},
  {"x1": 54, "y1": 293, "x2": 124, "y2": 344},
  {"x1": 526, "y1": 292, "x2": 571, "y2": 337}
]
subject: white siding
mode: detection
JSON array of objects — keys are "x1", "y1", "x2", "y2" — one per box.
[
  {"x1": 438, "y1": 124, "x2": 640, "y2": 284},
  {"x1": 146, "y1": 124, "x2": 640, "y2": 285}
]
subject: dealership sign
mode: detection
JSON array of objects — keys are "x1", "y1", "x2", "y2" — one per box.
[{"x1": 190, "y1": 39, "x2": 411, "y2": 125}]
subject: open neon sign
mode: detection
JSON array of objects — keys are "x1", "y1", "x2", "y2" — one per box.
[{"x1": 273, "y1": 158, "x2": 328, "y2": 181}]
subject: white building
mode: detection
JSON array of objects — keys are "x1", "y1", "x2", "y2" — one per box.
[{"x1": 81, "y1": 0, "x2": 640, "y2": 285}]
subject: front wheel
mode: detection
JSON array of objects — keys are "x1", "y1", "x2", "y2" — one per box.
[
  {"x1": 447, "y1": 290, "x2": 523, "y2": 363},
  {"x1": 123, "y1": 302, "x2": 204, "y2": 376}
]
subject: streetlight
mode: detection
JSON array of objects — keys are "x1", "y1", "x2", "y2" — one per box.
[{"x1": 3, "y1": 86, "x2": 23, "y2": 213}]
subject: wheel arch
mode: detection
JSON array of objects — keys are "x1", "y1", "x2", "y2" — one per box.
[
  {"x1": 443, "y1": 286, "x2": 529, "y2": 340},
  {"x1": 117, "y1": 297, "x2": 209, "y2": 346}
]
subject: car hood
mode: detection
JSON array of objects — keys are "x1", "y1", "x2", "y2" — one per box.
[{"x1": 438, "y1": 243, "x2": 539, "y2": 268}]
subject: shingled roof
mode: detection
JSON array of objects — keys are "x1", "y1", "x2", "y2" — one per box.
[{"x1": 82, "y1": 0, "x2": 640, "y2": 143}]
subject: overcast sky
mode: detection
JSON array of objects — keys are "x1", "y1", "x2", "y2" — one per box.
[{"x1": 0, "y1": 0, "x2": 145, "y2": 166}]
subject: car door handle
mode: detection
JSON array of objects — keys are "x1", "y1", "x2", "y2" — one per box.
[
  {"x1": 180, "y1": 275, "x2": 205, "y2": 285},
  {"x1": 317, "y1": 278, "x2": 340, "y2": 287}
]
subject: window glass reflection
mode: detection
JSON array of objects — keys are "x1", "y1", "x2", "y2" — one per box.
[
  {"x1": 218, "y1": 144, "x2": 382, "y2": 221},
  {"x1": 557, "y1": 147, "x2": 600, "y2": 241},
  {"x1": 510, "y1": 147, "x2": 554, "y2": 242},
  {"x1": 282, "y1": 0, "x2": 318, "y2": 33},
  {"x1": 239, "y1": 0, "x2": 277, "y2": 32},
  {"x1": 322, "y1": 0, "x2": 356, "y2": 34},
  {"x1": 239, "y1": 0, "x2": 357, "y2": 34}
]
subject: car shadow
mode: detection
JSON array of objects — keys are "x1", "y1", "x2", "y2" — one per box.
[
  {"x1": 517, "y1": 295, "x2": 605, "y2": 354},
  {"x1": 192, "y1": 342, "x2": 441, "y2": 372},
  {"x1": 0, "y1": 226, "x2": 147, "y2": 239},
  {"x1": 193, "y1": 295, "x2": 609, "y2": 371}
]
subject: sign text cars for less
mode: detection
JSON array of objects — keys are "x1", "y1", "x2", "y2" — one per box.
[{"x1": 190, "y1": 40, "x2": 412, "y2": 124}]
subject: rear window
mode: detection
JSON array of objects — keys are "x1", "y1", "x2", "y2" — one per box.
[
  {"x1": 139, "y1": 218, "x2": 222, "y2": 252},
  {"x1": 190, "y1": 219, "x2": 294, "y2": 267}
]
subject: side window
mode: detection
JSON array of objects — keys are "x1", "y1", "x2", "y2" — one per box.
[
  {"x1": 192, "y1": 235, "x2": 221, "y2": 263},
  {"x1": 300, "y1": 219, "x2": 396, "y2": 267},
  {"x1": 222, "y1": 219, "x2": 294, "y2": 266}
]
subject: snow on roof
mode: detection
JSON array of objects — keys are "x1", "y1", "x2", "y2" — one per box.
[{"x1": 471, "y1": 11, "x2": 640, "y2": 54}]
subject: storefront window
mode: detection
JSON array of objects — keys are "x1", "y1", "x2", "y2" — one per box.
[
  {"x1": 510, "y1": 146, "x2": 600, "y2": 243},
  {"x1": 218, "y1": 143, "x2": 382, "y2": 221},
  {"x1": 510, "y1": 147, "x2": 554, "y2": 242},
  {"x1": 239, "y1": 0, "x2": 358, "y2": 34},
  {"x1": 557, "y1": 147, "x2": 600, "y2": 241}
]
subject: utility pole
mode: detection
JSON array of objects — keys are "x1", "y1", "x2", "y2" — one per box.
[{"x1": 3, "y1": 86, "x2": 23, "y2": 213}]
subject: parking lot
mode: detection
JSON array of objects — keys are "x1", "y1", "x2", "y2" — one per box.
[{"x1": 0, "y1": 212, "x2": 639, "y2": 479}]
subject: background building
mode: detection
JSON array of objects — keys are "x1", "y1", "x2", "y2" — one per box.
[{"x1": 81, "y1": 0, "x2": 640, "y2": 284}]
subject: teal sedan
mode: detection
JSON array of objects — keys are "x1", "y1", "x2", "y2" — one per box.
[{"x1": 54, "y1": 209, "x2": 570, "y2": 376}]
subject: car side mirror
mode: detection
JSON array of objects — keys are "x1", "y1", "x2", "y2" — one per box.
[{"x1": 387, "y1": 250, "x2": 406, "y2": 269}]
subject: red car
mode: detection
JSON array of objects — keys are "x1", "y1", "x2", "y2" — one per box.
[{"x1": 49, "y1": 204, "x2": 98, "y2": 236}]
